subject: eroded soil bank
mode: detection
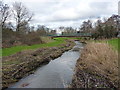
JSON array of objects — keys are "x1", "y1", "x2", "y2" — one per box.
[
  {"x1": 71, "y1": 42, "x2": 119, "y2": 89},
  {"x1": 2, "y1": 40, "x2": 75, "y2": 89}
]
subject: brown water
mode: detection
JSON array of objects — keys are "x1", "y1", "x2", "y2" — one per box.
[{"x1": 9, "y1": 41, "x2": 84, "y2": 88}]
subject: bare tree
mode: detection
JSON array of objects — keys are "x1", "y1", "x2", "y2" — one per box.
[
  {"x1": 12, "y1": 2, "x2": 33, "y2": 32},
  {"x1": 0, "y1": 1, "x2": 11, "y2": 29},
  {"x1": 61, "y1": 27, "x2": 76, "y2": 36},
  {"x1": 37, "y1": 25, "x2": 48, "y2": 36},
  {"x1": 80, "y1": 20, "x2": 92, "y2": 33}
]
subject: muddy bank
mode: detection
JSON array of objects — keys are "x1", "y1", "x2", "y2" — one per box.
[
  {"x1": 71, "y1": 42, "x2": 119, "y2": 89},
  {"x1": 2, "y1": 40, "x2": 75, "y2": 89}
]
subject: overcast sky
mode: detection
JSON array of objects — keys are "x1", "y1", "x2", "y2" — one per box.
[{"x1": 4, "y1": 0, "x2": 119, "y2": 30}]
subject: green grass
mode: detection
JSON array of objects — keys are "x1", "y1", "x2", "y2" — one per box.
[
  {"x1": 107, "y1": 38, "x2": 119, "y2": 51},
  {"x1": 88, "y1": 38, "x2": 119, "y2": 52},
  {"x1": 2, "y1": 37, "x2": 69, "y2": 57},
  {"x1": 93, "y1": 38, "x2": 119, "y2": 51},
  {"x1": 0, "y1": 48, "x2": 2, "y2": 57}
]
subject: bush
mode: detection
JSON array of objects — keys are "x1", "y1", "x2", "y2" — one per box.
[
  {"x1": 20, "y1": 33, "x2": 43, "y2": 45},
  {"x1": 2, "y1": 29, "x2": 43, "y2": 48}
]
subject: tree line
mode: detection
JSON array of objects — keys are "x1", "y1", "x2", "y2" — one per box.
[{"x1": 60, "y1": 15, "x2": 120, "y2": 39}]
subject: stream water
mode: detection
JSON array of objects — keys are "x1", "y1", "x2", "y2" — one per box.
[{"x1": 9, "y1": 41, "x2": 84, "y2": 88}]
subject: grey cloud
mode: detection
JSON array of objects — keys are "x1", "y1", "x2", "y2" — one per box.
[
  {"x1": 5, "y1": 0, "x2": 118, "y2": 29},
  {"x1": 89, "y1": 2, "x2": 111, "y2": 9}
]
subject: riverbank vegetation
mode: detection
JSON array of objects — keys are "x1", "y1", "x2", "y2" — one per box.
[
  {"x1": 71, "y1": 38, "x2": 119, "y2": 88},
  {"x1": 71, "y1": 42, "x2": 118, "y2": 88},
  {"x1": 92, "y1": 38, "x2": 119, "y2": 51},
  {"x1": 92, "y1": 38, "x2": 119, "y2": 50}
]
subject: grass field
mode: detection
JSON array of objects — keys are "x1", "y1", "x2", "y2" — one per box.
[
  {"x1": 92, "y1": 38, "x2": 119, "y2": 51},
  {"x1": 107, "y1": 38, "x2": 119, "y2": 51},
  {"x1": 2, "y1": 37, "x2": 69, "y2": 57}
]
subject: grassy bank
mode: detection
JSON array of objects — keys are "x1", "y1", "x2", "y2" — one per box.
[
  {"x1": 71, "y1": 42, "x2": 118, "y2": 88},
  {"x1": 2, "y1": 37, "x2": 69, "y2": 57},
  {"x1": 88, "y1": 38, "x2": 119, "y2": 51},
  {"x1": 107, "y1": 38, "x2": 119, "y2": 51}
]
